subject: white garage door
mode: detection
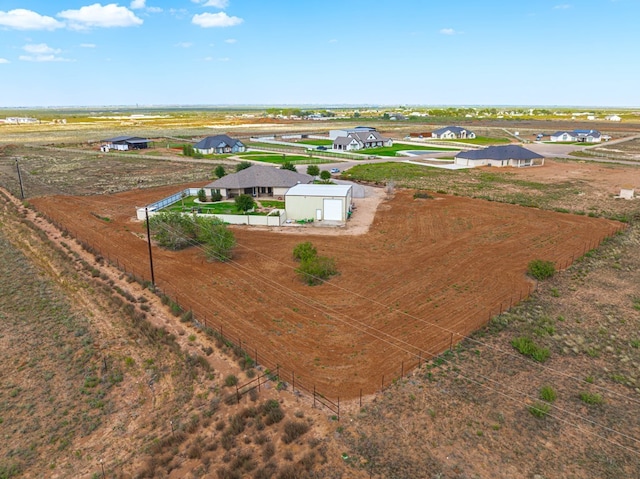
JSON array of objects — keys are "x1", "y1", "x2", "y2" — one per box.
[{"x1": 323, "y1": 199, "x2": 343, "y2": 221}]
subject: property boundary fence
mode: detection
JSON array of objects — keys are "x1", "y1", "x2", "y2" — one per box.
[{"x1": 33, "y1": 203, "x2": 628, "y2": 417}]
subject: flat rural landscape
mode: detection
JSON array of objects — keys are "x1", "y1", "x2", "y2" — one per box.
[{"x1": 1, "y1": 109, "x2": 639, "y2": 479}]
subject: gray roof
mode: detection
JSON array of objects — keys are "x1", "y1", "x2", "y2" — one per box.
[
  {"x1": 194, "y1": 134, "x2": 244, "y2": 150},
  {"x1": 350, "y1": 131, "x2": 387, "y2": 142},
  {"x1": 333, "y1": 136, "x2": 358, "y2": 146},
  {"x1": 102, "y1": 135, "x2": 150, "y2": 143},
  {"x1": 432, "y1": 126, "x2": 471, "y2": 136},
  {"x1": 456, "y1": 145, "x2": 543, "y2": 161},
  {"x1": 551, "y1": 129, "x2": 601, "y2": 138},
  {"x1": 205, "y1": 165, "x2": 312, "y2": 189}
]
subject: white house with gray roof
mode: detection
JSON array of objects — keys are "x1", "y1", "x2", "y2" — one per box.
[
  {"x1": 194, "y1": 135, "x2": 246, "y2": 154},
  {"x1": 332, "y1": 130, "x2": 393, "y2": 151},
  {"x1": 550, "y1": 129, "x2": 602, "y2": 143},
  {"x1": 204, "y1": 165, "x2": 312, "y2": 199},
  {"x1": 455, "y1": 145, "x2": 544, "y2": 168},
  {"x1": 432, "y1": 126, "x2": 476, "y2": 140}
]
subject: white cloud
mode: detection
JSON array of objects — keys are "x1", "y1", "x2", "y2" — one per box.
[
  {"x1": 24, "y1": 43, "x2": 61, "y2": 55},
  {"x1": 193, "y1": 0, "x2": 230, "y2": 8},
  {"x1": 328, "y1": 39, "x2": 338, "y2": 43},
  {"x1": 20, "y1": 44, "x2": 71, "y2": 62},
  {"x1": 147, "y1": 7, "x2": 163, "y2": 13},
  {"x1": 19, "y1": 54, "x2": 71, "y2": 62},
  {"x1": 217, "y1": 57, "x2": 230, "y2": 62},
  {"x1": 224, "y1": 38, "x2": 237, "y2": 43},
  {"x1": 175, "y1": 42, "x2": 193, "y2": 48},
  {"x1": 57, "y1": 3, "x2": 143, "y2": 29},
  {"x1": 80, "y1": 43, "x2": 97, "y2": 48},
  {"x1": 553, "y1": 4, "x2": 571, "y2": 9},
  {"x1": 0, "y1": 58, "x2": 10, "y2": 64},
  {"x1": 130, "y1": 0, "x2": 146, "y2": 9},
  {"x1": 192, "y1": 12, "x2": 243, "y2": 27},
  {"x1": 0, "y1": 9, "x2": 64, "y2": 30},
  {"x1": 439, "y1": 28, "x2": 457, "y2": 35}
]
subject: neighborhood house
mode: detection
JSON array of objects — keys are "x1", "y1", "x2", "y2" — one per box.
[
  {"x1": 204, "y1": 165, "x2": 312, "y2": 199},
  {"x1": 431, "y1": 126, "x2": 476, "y2": 140},
  {"x1": 101, "y1": 136, "x2": 151, "y2": 151},
  {"x1": 285, "y1": 184, "x2": 353, "y2": 222},
  {"x1": 455, "y1": 145, "x2": 544, "y2": 168},
  {"x1": 331, "y1": 127, "x2": 393, "y2": 151},
  {"x1": 550, "y1": 129, "x2": 602, "y2": 143},
  {"x1": 194, "y1": 135, "x2": 246, "y2": 155}
]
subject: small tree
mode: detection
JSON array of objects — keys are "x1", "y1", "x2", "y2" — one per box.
[
  {"x1": 214, "y1": 165, "x2": 226, "y2": 178},
  {"x1": 147, "y1": 211, "x2": 198, "y2": 250},
  {"x1": 197, "y1": 188, "x2": 207, "y2": 202},
  {"x1": 320, "y1": 170, "x2": 331, "y2": 181},
  {"x1": 306, "y1": 164, "x2": 320, "y2": 177},
  {"x1": 210, "y1": 190, "x2": 223, "y2": 202},
  {"x1": 280, "y1": 162, "x2": 296, "y2": 172},
  {"x1": 195, "y1": 217, "x2": 236, "y2": 262},
  {"x1": 236, "y1": 161, "x2": 252, "y2": 172},
  {"x1": 292, "y1": 242, "x2": 338, "y2": 285},
  {"x1": 182, "y1": 144, "x2": 195, "y2": 157},
  {"x1": 235, "y1": 194, "x2": 255, "y2": 213},
  {"x1": 293, "y1": 241, "x2": 317, "y2": 262}
]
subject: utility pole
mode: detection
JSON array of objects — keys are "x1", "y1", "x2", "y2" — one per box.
[
  {"x1": 15, "y1": 159, "x2": 24, "y2": 199},
  {"x1": 145, "y1": 208, "x2": 156, "y2": 287}
]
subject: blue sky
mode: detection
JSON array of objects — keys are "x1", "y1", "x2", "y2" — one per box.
[{"x1": 0, "y1": 0, "x2": 638, "y2": 107}]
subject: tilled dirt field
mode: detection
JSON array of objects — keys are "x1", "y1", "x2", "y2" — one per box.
[{"x1": 30, "y1": 188, "x2": 623, "y2": 399}]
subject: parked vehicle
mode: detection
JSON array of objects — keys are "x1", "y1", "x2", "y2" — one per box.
[
  {"x1": 316, "y1": 145, "x2": 328, "y2": 150},
  {"x1": 330, "y1": 168, "x2": 340, "y2": 174}
]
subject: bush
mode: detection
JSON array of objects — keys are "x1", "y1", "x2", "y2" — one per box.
[
  {"x1": 214, "y1": 165, "x2": 226, "y2": 178},
  {"x1": 292, "y1": 242, "x2": 317, "y2": 262},
  {"x1": 198, "y1": 188, "x2": 207, "y2": 202},
  {"x1": 540, "y1": 385, "x2": 557, "y2": 402},
  {"x1": 281, "y1": 420, "x2": 310, "y2": 444},
  {"x1": 320, "y1": 170, "x2": 331, "y2": 181},
  {"x1": 579, "y1": 392, "x2": 603, "y2": 405},
  {"x1": 211, "y1": 190, "x2": 223, "y2": 202},
  {"x1": 147, "y1": 211, "x2": 198, "y2": 250},
  {"x1": 236, "y1": 161, "x2": 252, "y2": 172},
  {"x1": 225, "y1": 374, "x2": 238, "y2": 387},
  {"x1": 306, "y1": 164, "x2": 320, "y2": 176},
  {"x1": 296, "y1": 256, "x2": 337, "y2": 286},
  {"x1": 195, "y1": 216, "x2": 236, "y2": 262},
  {"x1": 528, "y1": 401, "x2": 550, "y2": 418},
  {"x1": 511, "y1": 336, "x2": 550, "y2": 363},
  {"x1": 280, "y1": 162, "x2": 297, "y2": 172},
  {"x1": 182, "y1": 144, "x2": 195, "y2": 157},
  {"x1": 527, "y1": 259, "x2": 556, "y2": 280}
]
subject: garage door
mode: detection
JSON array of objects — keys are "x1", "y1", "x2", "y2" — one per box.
[{"x1": 323, "y1": 199, "x2": 343, "y2": 221}]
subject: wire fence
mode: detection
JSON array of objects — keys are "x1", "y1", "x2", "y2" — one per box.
[{"x1": 35, "y1": 207, "x2": 628, "y2": 418}]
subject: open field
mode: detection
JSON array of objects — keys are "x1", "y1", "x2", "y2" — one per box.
[
  {"x1": 29, "y1": 187, "x2": 622, "y2": 399},
  {"x1": 3, "y1": 113, "x2": 640, "y2": 478}
]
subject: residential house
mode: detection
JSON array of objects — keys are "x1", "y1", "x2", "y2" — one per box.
[
  {"x1": 455, "y1": 145, "x2": 544, "y2": 168},
  {"x1": 332, "y1": 130, "x2": 393, "y2": 151},
  {"x1": 204, "y1": 165, "x2": 312, "y2": 199},
  {"x1": 550, "y1": 129, "x2": 602, "y2": 143},
  {"x1": 194, "y1": 135, "x2": 246, "y2": 155},
  {"x1": 101, "y1": 136, "x2": 151, "y2": 151},
  {"x1": 605, "y1": 115, "x2": 621, "y2": 122},
  {"x1": 431, "y1": 126, "x2": 476, "y2": 140}
]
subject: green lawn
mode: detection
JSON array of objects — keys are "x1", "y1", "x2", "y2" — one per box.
[
  {"x1": 258, "y1": 200, "x2": 285, "y2": 209},
  {"x1": 297, "y1": 139, "x2": 333, "y2": 146},
  {"x1": 162, "y1": 198, "x2": 252, "y2": 215},
  {"x1": 439, "y1": 136, "x2": 511, "y2": 145},
  {"x1": 237, "y1": 154, "x2": 316, "y2": 164},
  {"x1": 361, "y1": 143, "x2": 457, "y2": 157}
]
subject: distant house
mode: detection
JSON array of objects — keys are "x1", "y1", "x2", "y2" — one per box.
[
  {"x1": 5, "y1": 117, "x2": 39, "y2": 124},
  {"x1": 432, "y1": 126, "x2": 476, "y2": 140},
  {"x1": 204, "y1": 165, "x2": 312, "y2": 199},
  {"x1": 101, "y1": 136, "x2": 151, "y2": 151},
  {"x1": 550, "y1": 129, "x2": 602, "y2": 143},
  {"x1": 605, "y1": 115, "x2": 621, "y2": 122},
  {"x1": 455, "y1": 145, "x2": 544, "y2": 168},
  {"x1": 332, "y1": 130, "x2": 393, "y2": 151},
  {"x1": 194, "y1": 135, "x2": 246, "y2": 155}
]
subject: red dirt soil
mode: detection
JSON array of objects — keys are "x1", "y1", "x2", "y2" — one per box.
[{"x1": 30, "y1": 187, "x2": 623, "y2": 400}]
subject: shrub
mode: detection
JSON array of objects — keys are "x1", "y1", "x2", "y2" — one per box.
[
  {"x1": 225, "y1": 374, "x2": 238, "y2": 387},
  {"x1": 148, "y1": 211, "x2": 198, "y2": 250},
  {"x1": 197, "y1": 188, "x2": 207, "y2": 202},
  {"x1": 292, "y1": 242, "x2": 317, "y2": 262},
  {"x1": 236, "y1": 161, "x2": 252, "y2": 172},
  {"x1": 579, "y1": 392, "x2": 603, "y2": 405},
  {"x1": 296, "y1": 256, "x2": 337, "y2": 286},
  {"x1": 306, "y1": 165, "x2": 320, "y2": 176},
  {"x1": 214, "y1": 165, "x2": 226, "y2": 178},
  {"x1": 527, "y1": 259, "x2": 556, "y2": 280},
  {"x1": 281, "y1": 420, "x2": 310, "y2": 444},
  {"x1": 320, "y1": 170, "x2": 331, "y2": 181},
  {"x1": 182, "y1": 144, "x2": 195, "y2": 157},
  {"x1": 280, "y1": 162, "x2": 296, "y2": 172},
  {"x1": 540, "y1": 385, "x2": 557, "y2": 402},
  {"x1": 528, "y1": 401, "x2": 550, "y2": 418},
  {"x1": 195, "y1": 216, "x2": 236, "y2": 262},
  {"x1": 211, "y1": 190, "x2": 223, "y2": 202},
  {"x1": 511, "y1": 336, "x2": 550, "y2": 362}
]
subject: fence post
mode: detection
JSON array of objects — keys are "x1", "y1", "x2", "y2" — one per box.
[
  {"x1": 337, "y1": 397, "x2": 340, "y2": 421},
  {"x1": 401, "y1": 361, "x2": 404, "y2": 378},
  {"x1": 313, "y1": 385, "x2": 316, "y2": 408},
  {"x1": 381, "y1": 375, "x2": 384, "y2": 390},
  {"x1": 255, "y1": 348, "x2": 258, "y2": 367},
  {"x1": 292, "y1": 372, "x2": 295, "y2": 392},
  {"x1": 359, "y1": 389, "x2": 362, "y2": 408},
  {"x1": 450, "y1": 333, "x2": 453, "y2": 351}
]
